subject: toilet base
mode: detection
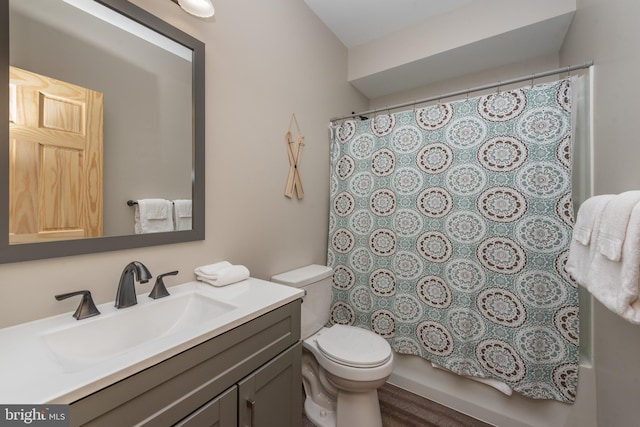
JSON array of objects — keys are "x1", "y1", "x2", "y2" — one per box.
[
  {"x1": 304, "y1": 395, "x2": 336, "y2": 427},
  {"x1": 336, "y1": 389, "x2": 383, "y2": 427},
  {"x1": 304, "y1": 389, "x2": 383, "y2": 427}
]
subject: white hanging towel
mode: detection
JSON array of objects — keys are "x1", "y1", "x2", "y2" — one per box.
[
  {"x1": 566, "y1": 194, "x2": 614, "y2": 284},
  {"x1": 173, "y1": 199, "x2": 192, "y2": 231},
  {"x1": 581, "y1": 201, "x2": 640, "y2": 323},
  {"x1": 134, "y1": 199, "x2": 174, "y2": 234},
  {"x1": 194, "y1": 261, "x2": 250, "y2": 287},
  {"x1": 596, "y1": 191, "x2": 640, "y2": 261}
]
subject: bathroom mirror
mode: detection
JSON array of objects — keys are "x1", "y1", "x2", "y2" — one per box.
[{"x1": 0, "y1": 0, "x2": 205, "y2": 263}]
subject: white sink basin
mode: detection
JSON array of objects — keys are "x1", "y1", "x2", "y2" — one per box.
[
  {"x1": 43, "y1": 292, "x2": 237, "y2": 372},
  {"x1": 0, "y1": 279, "x2": 304, "y2": 404}
]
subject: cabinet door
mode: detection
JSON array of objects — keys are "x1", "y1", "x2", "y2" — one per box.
[
  {"x1": 238, "y1": 342, "x2": 302, "y2": 427},
  {"x1": 174, "y1": 385, "x2": 237, "y2": 427}
]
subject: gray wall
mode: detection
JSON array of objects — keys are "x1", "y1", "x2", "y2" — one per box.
[
  {"x1": 3, "y1": 0, "x2": 639, "y2": 425},
  {"x1": 0, "y1": 0, "x2": 367, "y2": 326},
  {"x1": 560, "y1": 0, "x2": 640, "y2": 425}
]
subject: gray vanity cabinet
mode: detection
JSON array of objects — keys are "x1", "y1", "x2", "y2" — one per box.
[
  {"x1": 238, "y1": 343, "x2": 302, "y2": 427},
  {"x1": 175, "y1": 386, "x2": 237, "y2": 427},
  {"x1": 69, "y1": 300, "x2": 302, "y2": 427}
]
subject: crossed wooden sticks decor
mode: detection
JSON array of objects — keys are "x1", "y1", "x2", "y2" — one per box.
[{"x1": 284, "y1": 114, "x2": 305, "y2": 199}]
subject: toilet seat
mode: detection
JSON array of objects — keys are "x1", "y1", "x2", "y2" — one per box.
[{"x1": 315, "y1": 325, "x2": 391, "y2": 368}]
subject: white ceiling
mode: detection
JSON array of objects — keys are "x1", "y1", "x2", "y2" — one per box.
[
  {"x1": 304, "y1": 0, "x2": 576, "y2": 99},
  {"x1": 304, "y1": 0, "x2": 471, "y2": 48}
]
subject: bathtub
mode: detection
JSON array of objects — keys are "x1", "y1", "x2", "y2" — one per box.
[{"x1": 388, "y1": 353, "x2": 595, "y2": 427}]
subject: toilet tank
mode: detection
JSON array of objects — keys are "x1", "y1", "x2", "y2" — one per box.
[{"x1": 271, "y1": 264, "x2": 333, "y2": 339}]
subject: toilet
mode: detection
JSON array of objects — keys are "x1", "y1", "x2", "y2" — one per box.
[{"x1": 271, "y1": 264, "x2": 394, "y2": 427}]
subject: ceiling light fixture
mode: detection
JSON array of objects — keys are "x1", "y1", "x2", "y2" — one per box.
[{"x1": 171, "y1": 0, "x2": 214, "y2": 18}]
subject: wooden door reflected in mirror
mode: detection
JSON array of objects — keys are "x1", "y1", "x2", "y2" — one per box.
[{"x1": 9, "y1": 66, "x2": 103, "y2": 244}]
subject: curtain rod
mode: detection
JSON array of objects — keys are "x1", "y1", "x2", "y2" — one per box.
[{"x1": 330, "y1": 61, "x2": 594, "y2": 122}]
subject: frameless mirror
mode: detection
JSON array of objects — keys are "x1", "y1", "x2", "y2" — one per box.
[{"x1": 0, "y1": 0, "x2": 205, "y2": 263}]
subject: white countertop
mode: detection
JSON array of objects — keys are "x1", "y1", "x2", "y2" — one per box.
[{"x1": 0, "y1": 278, "x2": 303, "y2": 404}]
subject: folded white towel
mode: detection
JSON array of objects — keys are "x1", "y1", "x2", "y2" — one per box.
[
  {"x1": 173, "y1": 199, "x2": 192, "y2": 231},
  {"x1": 195, "y1": 262, "x2": 250, "y2": 287},
  {"x1": 431, "y1": 362, "x2": 512, "y2": 396},
  {"x1": 597, "y1": 191, "x2": 640, "y2": 261},
  {"x1": 194, "y1": 261, "x2": 232, "y2": 277},
  {"x1": 566, "y1": 195, "x2": 614, "y2": 284},
  {"x1": 583, "y1": 201, "x2": 640, "y2": 323},
  {"x1": 134, "y1": 199, "x2": 174, "y2": 234}
]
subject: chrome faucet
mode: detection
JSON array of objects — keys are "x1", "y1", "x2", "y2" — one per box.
[{"x1": 115, "y1": 261, "x2": 152, "y2": 308}]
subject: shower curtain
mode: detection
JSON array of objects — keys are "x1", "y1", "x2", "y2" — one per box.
[{"x1": 327, "y1": 79, "x2": 579, "y2": 403}]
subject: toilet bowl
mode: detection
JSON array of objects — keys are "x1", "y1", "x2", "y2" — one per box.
[
  {"x1": 304, "y1": 326, "x2": 394, "y2": 427},
  {"x1": 271, "y1": 265, "x2": 394, "y2": 427}
]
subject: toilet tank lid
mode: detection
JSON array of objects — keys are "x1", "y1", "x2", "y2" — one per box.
[{"x1": 271, "y1": 264, "x2": 333, "y2": 288}]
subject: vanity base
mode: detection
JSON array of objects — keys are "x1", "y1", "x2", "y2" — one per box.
[{"x1": 69, "y1": 300, "x2": 301, "y2": 426}]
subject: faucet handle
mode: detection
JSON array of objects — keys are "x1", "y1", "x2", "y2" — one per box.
[
  {"x1": 55, "y1": 290, "x2": 101, "y2": 320},
  {"x1": 149, "y1": 270, "x2": 178, "y2": 299}
]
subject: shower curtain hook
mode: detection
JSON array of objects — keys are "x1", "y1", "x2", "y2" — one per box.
[
  {"x1": 465, "y1": 90, "x2": 469, "y2": 101},
  {"x1": 530, "y1": 73, "x2": 535, "y2": 89},
  {"x1": 497, "y1": 82, "x2": 501, "y2": 95},
  {"x1": 566, "y1": 65, "x2": 572, "y2": 78}
]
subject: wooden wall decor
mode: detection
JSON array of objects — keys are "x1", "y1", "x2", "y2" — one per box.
[{"x1": 284, "y1": 114, "x2": 304, "y2": 199}]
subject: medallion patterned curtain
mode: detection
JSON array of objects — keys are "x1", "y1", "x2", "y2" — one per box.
[{"x1": 327, "y1": 79, "x2": 579, "y2": 403}]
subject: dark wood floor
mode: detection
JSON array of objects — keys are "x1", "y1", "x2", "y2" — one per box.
[{"x1": 302, "y1": 382, "x2": 494, "y2": 427}]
